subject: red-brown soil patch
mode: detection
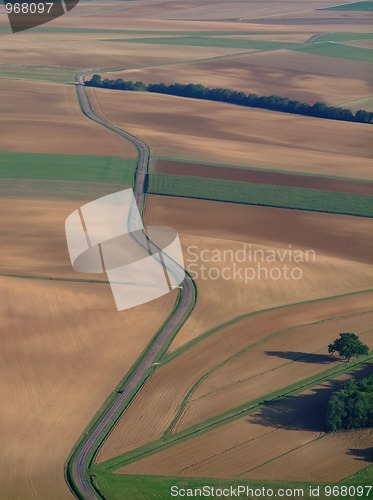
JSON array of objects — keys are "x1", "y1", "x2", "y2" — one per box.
[{"x1": 156, "y1": 160, "x2": 373, "y2": 195}]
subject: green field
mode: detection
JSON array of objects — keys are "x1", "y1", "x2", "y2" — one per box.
[
  {"x1": 321, "y1": 1, "x2": 373, "y2": 10},
  {"x1": 316, "y1": 32, "x2": 373, "y2": 42},
  {"x1": 0, "y1": 151, "x2": 137, "y2": 185},
  {"x1": 148, "y1": 173, "x2": 373, "y2": 217},
  {"x1": 94, "y1": 467, "x2": 373, "y2": 500},
  {"x1": 0, "y1": 65, "x2": 77, "y2": 83},
  {"x1": 106, "y1": 36, "x2": 297, "y2": 51},
  {"x1": 295, "y1": 42, "x2": 373, "y2": 62}
]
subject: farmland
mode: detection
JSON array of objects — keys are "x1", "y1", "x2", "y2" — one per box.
[
  {"x1": 0, "y1": 0, "x2": 372, "y2": 498},
  {"x1": 96, "y1": 293, "x2": 373, "y2": 462},
  {"x1": 113, "y1": 368, "x2": 373, "y2": 482},
  {"x1": 87, "y1": 89, "x2": 373, "y2": 178},
  {"x1": 147, "y1": 173, "x2": 373, "y2": 217}
]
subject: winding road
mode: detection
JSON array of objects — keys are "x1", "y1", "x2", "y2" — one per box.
[{"x1": 67, "y1": 73, "x2": 195, "y2": 499}]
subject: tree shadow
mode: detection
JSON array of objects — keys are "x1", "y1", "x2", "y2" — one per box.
[
  {"x1": 347, "y1": 448, "x2": 373, "y2": 462},
  {"x1": 247, "y1": 363, "x2": 373, "y2": 433},
  {"x1": 265, "y1": 351, "x2": 337, "y2": 364}
]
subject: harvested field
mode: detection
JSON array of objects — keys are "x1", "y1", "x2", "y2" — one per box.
[
  {"x1": 0, "y1": 198, "x2": 121, "y2": 280},
  {"x1": 0, "y1": 275, "x2": 177, "y2": 500},
  {"x1": 108, "y1": 49, "x2": 373, "y2": 106},
  {"x1": 174, "y1": 315, "x2": 373, "y2": 432},
  {"x1": 247, "y1": 428, "x2": 373, "y2": 482},
  {"x1": 90, "y1": 90, "x2": 373, "y2": 179},
  {"x1": 115, "y1": 366, "x2": 372, "y2": 481},
  {"x1": 96, "y1": 291, "x2": 373, "y2": 463},
  {"x1": 0, "y1": 30, "x2": 242, "y2": 69},
  {"x1": 156, "y1": 160, "x2": 373, "y2": 195},
  {"x1": 337, "y1": 96, "x2": 373, "y2": 112},
  {"x1": 0, "y1": 80, "x2": 137, "y2": 157},
  {"x1": 145, "y1": 196, "x2": 373, "y2": 350}
]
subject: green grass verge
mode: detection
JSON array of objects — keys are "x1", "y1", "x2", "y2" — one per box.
[
  {"x1": 0, "y1": 65, "x2": 77, "y2": 83},
  {"x1": 105, "y1": 36, "x2": 297, "y2": 51},
  {"x1": 148, "y1": 174, "x2": 373, "y2": 217},
  {"x1": 0, "y1": 151, "x2": 137, "y2": 185},
  {"x1": 320, "y1": 1, "x2": 373, "y2": 11},
  {"x1": 94, "y1": 469, "x2": 373, "y2": 500},
  {"x1": 295, "y1": 42, "x2": 373, "y2": 62}
]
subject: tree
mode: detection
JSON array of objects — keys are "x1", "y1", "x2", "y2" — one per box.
[
  {"x1": 328, "y1": 333, "x2": 369, "y2": 362},
  {"x1": 326, "y1": 375, "x2": 373, "y2": 432}
]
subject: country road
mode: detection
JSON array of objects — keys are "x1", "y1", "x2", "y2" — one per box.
[{"x1": 67, "y1": 73, "x2": 195, "y2": 499}]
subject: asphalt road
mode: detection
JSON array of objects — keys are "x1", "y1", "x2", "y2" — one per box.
[{"x1": 68, "y1": 74, "x2": 195, "y2": 499}]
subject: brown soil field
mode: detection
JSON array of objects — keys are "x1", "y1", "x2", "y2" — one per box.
[
  {"x1": 145, "y1": 196, "x2": 373, "y2": 350},
  {"x1": 90, "y1": 89, "x2": 373, "y2": 179},
  {"x1": 0, "y1": 274, "x2": 177, "y2": 500},
  {"x1": 174, "y1": 316, "x2": 373, "y2": 432},
  {"x1": 108, "y1": 49, "x2": 372, "y2": 107},
  {"x1": 96, "y1": 292, "x2": 373, "y2": 463},
  {"x1": 156, "y1": 160, "x2": 373, "y2": 195},
  {"x1": 0, "y1": 80, "x2": 136, "y2": 157},
  {"x1": 247, "y1": 428, "x2": 373, "y2": 482},
  {"x1": 116, "y1": 366, "x2": 372, "y2": 480}
]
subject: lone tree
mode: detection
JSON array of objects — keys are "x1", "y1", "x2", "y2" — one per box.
[{"x1": 328, "y1": 333, "x2": 369, "y2": 362}]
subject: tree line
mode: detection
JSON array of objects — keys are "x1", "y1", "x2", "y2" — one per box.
[
  {"x1": 327, "y1": 374, "x2": 373, "y2": 432},
  {"x1": 85, "y1": 74, "x2": 373, "y2": 124}
]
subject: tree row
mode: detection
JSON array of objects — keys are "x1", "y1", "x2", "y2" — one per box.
[{"x1": 85, "y1": 75, "x2": 373, "y2": 124}]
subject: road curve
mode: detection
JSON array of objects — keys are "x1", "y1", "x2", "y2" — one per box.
[{"x1": 67, "y1": 73, "x2": 195, "y2": 499}]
